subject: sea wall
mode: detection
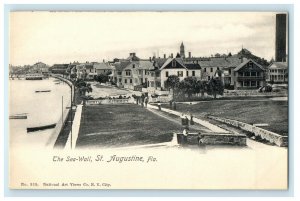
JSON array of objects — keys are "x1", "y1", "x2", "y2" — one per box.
[
  {"x1": 46, "y1": 74, "x2": 74, "y2": 148},
  {"x1": 207, "y1": 116, "x2": 288, "y2": 147}
]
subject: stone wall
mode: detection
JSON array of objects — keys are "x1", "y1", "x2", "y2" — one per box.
[
  {"x1": 176, "y1": 133, "x2": 247, "y2": 146},
  {"x1": 208, "y1": 116, "x2": 288, "y2": 147}
]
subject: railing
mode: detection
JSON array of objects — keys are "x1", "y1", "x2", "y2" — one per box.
[
  {"x1": 86, "y1": 98, "x2": 134, "y2": 105},
  {"x1": 237, "y1": 76, "x2": 264, "y2": 81}
]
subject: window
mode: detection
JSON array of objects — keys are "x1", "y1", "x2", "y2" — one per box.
[
  {"x1": 251, "y1": 72, "x2": 257, "y2": 77},
  {"x1": 119, "y1": 78, "x2": 121, "y2": 83},
  {"x1": 132, "y1": 64, "x2": 135, "y2": 68},
  {"x1": 172, "y1": 60, "x2": 176, "y2": 67},
  {"x1": 243, "y1": 81, "x2": 250, "y2": 87},
  {"x1": 145, "y1": 70, "x2": 147, "y2": 75},
  {"x1": 192, "y1": 71, "x2": 195, "y2": 76},
  {"x1": 125, "y1": 70, "x2": 131, "y2": 76},
  {"x1": 165, "y1": 71, "x2": 169, "y2": 77},
  {"x1": 251, "y1": 81, "x2": 256, "y2": 86},
  {"x1": 139, "y1": 70, "x2": 142, "y2": 75},
  {"x1": 208, "y1": 76, "x2": 210, "y2": 80},
  {"x1": 244, "y1": 72, "x2": 250, "y2": 76},
  {"x1": 210, "y1": 68, "x2": 213, "y2": 72},
  {"x1": 228, "y1": 69, "x2": 231, "y2": 74},
  {"x1": 204, "y1": 68, "x2": 206, "y2": 72},
  {"x1": 130, "y1": 79, "x2": 132, "y2": 83},
  {"x1": 177, "y1": 71, "x2": 183, "y2": 77},
  {"x1": 248, "y1": 62, "x2": 253, "y2": 68},
  {"x1": 186, "y1": 71, "x2": 189, "y2": 76},
  {"x1": 118, "y1": 71, "x2": 122, "y2": 75},
  {"x1": 125, "y1": 79, "x2": 127, "y2": 83}
]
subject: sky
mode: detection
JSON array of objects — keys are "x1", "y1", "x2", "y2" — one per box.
[{"x1": 9, "y1": 12, "x2": 280, "y2": 66}]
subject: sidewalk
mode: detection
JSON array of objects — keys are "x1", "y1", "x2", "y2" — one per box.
[
  {"x1": 65, "y1": 104, "x2": 83, "y2": 149},
  {"x1": 146, "y1": 103, "x2": 228, "y2": 133}
]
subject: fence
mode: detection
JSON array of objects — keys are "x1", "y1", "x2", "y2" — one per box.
[{"x1": 86, "y1": 98, "x2": 134, "y2": 105}]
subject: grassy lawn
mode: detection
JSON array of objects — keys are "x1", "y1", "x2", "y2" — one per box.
[
  {"x1": 76, "y1": 104, "x2": 183, "y2": 148},
  {"x1": 163, "y1": 100, "x2": 288, "y2": 136}
]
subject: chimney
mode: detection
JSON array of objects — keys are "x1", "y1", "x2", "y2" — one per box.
[
  {"x1": 171, "y1": 53, "x2": 173, "y2": 58},
  {"x1": 164, "y1": 54, "x2": 166, "y2": 59},
  {"x1": 130, "y1": 52, "x2": 136, "y2": 57},
  {"x1": 275, "y1": 13, "x2": 287, "y2": 62},
  {"x1": 189, "y1": 52, "x2": 191, "y2": 58}
]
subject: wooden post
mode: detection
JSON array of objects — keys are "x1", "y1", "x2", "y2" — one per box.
[{"x1": 62, "y1": 96, "x2": 63, "y2": 126}]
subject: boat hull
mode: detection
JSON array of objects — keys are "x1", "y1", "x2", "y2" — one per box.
[{"x1": 27, "y1": 123, "x2": 56, "y2": 133}]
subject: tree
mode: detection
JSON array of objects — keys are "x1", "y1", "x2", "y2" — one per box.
[
  {"x1": 178, "y1": 77, "x2": 198, "y2": 99},
  {"x1": 164, "y1": 75, "x2": 180, "y2": 99},
  {"x1": 70, "y1": 73, "x2": 77, "y2": 80},
  {"x1": 79, "y1": 83, "x2": 93, "y2": 97},
  {"x1": 206, "y1": 77, "x2": 224, "y2": 99},
  {"x1": 95, "y1": 74, "x2": 109, "y2": 83},
  {"x1": 74, "y1": 79, "x2": 93, "y2": 96}
]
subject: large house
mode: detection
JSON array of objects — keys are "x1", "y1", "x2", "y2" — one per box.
[
  {"x1": 233, "y1": 59, "x2": 266, "y2": 89},
  {"x1": 158, "y1": 55, "x2": 202, "y2": 89},
  {"x1": 266, "y1": 62, "x2": 288, "y2": 83},
  {"x1": 119, "y1": 53, "x2": 154, "y2": 90}
]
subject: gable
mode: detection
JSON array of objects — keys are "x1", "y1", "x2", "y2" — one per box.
[
  {"x1": 237, "y1": 61, "x2": 264, "y2": 72},
  {"x1": 164, "y1": 59, "x2": 186, "y2": 69}
]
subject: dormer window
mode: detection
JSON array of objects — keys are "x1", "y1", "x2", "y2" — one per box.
[{"x1": 172, "y1": 60, "x2": 176, "y2": 67}]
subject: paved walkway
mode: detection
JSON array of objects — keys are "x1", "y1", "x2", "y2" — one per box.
[
  {"x1": 147, "y1": 103, "x2": 228, "y2": 133},
  {"x1": 65, "y1": 104, "x2": 83, "y2": 149}
]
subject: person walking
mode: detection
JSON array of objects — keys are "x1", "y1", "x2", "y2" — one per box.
[
  {"x1": 144, "y1": 96, "x2": 148, "y2": 108},
  {"x1": 190, "y1": 113, "x2": 194, "y2": 125},
  {"x1": 141, "y1": 94, "x2": 145, "y2": 107},
  {"x1": 157, "y1": 101, "x2": 161, "y2": 111}
]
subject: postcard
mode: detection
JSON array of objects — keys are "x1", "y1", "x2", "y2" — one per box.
[{"x1": 9, "y1": 11, "x2": 288, "y2": 189}]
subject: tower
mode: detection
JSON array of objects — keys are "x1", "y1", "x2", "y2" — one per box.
[
  {"x1": 180, "y1": 42, "x2": 185, "y2": 58},
  {"x1": 275, "y1": 13, "x2": 287, "y2": 62}
]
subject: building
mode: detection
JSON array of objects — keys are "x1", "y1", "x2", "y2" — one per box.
[
  {"x1": 180, "y1": 42, "x2": 185, "y2": 58},
  {"x1": 198, "y1": 57, "x2": 241, "y2": 86},
  {"x1": 266, "y1": 62, "x2": 288, "y2": 83},
  {"x1": 75, "y1": 62, "x2": 95, "y2": 80},
  {"x1": 113, "y1": 61, "x2": 131, "y2": 87},
  {"x1": 275, "y1": 13, "x2": 287, "y2": 62},
  {"x1": 121, "y1": 54, "x2": 154, "y2": 90},
  {"x1": 233, "y1": 59, "x2": 265, "y2": 89},
  {"x1": 50, "y1": 64, "x2": 69, "y2": 74},
  {"x1": 94, "y1": 62, "x2": 113, "y2": 75},
  {"x1": 158, "y1": 54, "x2": 201, "y2": 89}
]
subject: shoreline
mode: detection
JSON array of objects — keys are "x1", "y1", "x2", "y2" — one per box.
[{"x1": 47, "y1": 74, "x2": 75, "y2": 148}]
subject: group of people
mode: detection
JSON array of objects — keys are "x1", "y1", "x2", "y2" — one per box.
[
  {"x1": 180, "y1": 112, "x2": 194, "y2": 146},
  {"x1": 133, "y1": 93, "x2": 149, "y2": 108}
]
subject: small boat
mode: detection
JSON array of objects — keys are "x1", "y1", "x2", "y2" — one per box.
[
  {"x1": 35, "y1": 90, "x2": 51, "y2": 93},
  {"x1": 9, "y1": 113, "x2": 27, "y2": 119},
  {"x1": 27, "y1": 123, "x2": 56, "y2": 133}
]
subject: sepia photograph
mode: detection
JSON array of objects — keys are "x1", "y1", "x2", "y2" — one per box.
[{"x1": 8, "y1": 11, "x2": 289, "y2": 190}]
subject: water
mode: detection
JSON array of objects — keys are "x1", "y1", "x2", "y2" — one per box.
[{"x1": 9, "y1": 78, "x2": 71, "y2": 148}]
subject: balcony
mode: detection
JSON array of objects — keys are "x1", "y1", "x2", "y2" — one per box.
[{"x1": 237, "y1": 76, "x2": 264, "y2": 81}]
